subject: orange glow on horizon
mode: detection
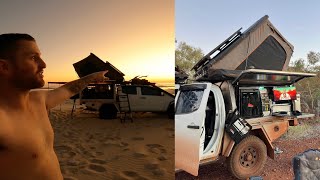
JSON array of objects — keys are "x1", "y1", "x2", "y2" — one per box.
[
  {"x1": 44, "y1": 73, "x2": 174, "y2": 85},
  {"x1": 17, "y1": 0, "x2": 174, "y2": 86}
]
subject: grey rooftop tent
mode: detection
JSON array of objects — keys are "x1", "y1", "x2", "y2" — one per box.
[
  {"x1": 73, "y1": 53, "x2": 125, "y2": 83},
  {"x1": 192, "y1": 15, "x2": 294, "y2": 79}
]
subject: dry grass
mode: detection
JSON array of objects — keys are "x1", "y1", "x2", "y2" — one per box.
[{"x1": 281, "y1": 117, "x2": 320, "y2": 140}]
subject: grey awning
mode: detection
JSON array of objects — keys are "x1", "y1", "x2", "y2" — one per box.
[{"x1": 232, "y1": 69, "x2": 316, "y2": 86}]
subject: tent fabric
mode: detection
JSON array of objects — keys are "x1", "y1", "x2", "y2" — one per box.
[
  {"x1": 236, "y1": 36, "x2": 286, "y2": 70},
  {"x1": 193, "y1": 15, "x2": 294, "y2": 80},
  {"x1": 73, "y1": 53, "x2": 125, "y2": 83}
]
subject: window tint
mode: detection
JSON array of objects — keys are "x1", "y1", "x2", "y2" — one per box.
[
  {"x1": 82, "y1": 84, "x2": 114, "y2": 99},
  {"x1": 141, "y1": 86, "x2": 162, "y2": 96},
  {"x1": 176, "y1": 90, "x2": 204, "y2": 114},
  {"x1": 122, "y1": 86, "x2": 137, "y2": 94}
]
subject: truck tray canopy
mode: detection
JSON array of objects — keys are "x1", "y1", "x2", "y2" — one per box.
[{"x1": 197, "y1": 69, "x2": 315, "y2": 86}]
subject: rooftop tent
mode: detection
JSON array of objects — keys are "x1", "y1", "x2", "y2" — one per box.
[
  {"x1": 192, "y1": 15, "x2": 294, "y2": 79},
  {"x1": 73, "y1": 53, "x2": 125, "y2": 83}
]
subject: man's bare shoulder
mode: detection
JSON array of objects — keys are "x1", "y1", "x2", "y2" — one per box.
[
  {"x1": 30, "y1": 90, "x2": 47, "y2": 101},
  {"x1": 30, "y1": 89, "x2": 65, "y2": 110}
]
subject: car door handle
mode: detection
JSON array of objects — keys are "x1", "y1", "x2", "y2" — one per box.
[
  {"x1": 187, "y1": 125, "x2": 200, "y2": 129},
  {"x1": 140, "y1": 97, "x2": 146, "y2": 99}
]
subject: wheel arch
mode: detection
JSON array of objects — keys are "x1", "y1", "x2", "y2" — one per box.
[
  {"x1": 250, "y1": 129, "x2": 275, "y2": 159},
  {"x1": 222, "y1": 129, "x2": 274, "y2": 159}
]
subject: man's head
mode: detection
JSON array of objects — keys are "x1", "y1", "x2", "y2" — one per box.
[
  {"x1": 0, "y1": 33, "x2": 35, "y2": 60},
  {"x1": 0, "y1": 33, "x2": 46, "y2": 89}
]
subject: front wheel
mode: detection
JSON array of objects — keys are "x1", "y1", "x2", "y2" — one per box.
[{"x1": 227, "y1": 135, "x2": 267, "y2": 179}]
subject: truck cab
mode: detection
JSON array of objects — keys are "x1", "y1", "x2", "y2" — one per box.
[
  {"x1": 120, "y1": 85, "x2": 174, "y2": 113},
  {"x1": 175, "y1": 83, "x2": 226, "y2": 173},
  {"x1": 175, "y1": 69, "x2": 315, "y2": 179}
]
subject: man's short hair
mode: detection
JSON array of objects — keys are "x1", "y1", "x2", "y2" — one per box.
[{"x1": 0, "y1": 33, "x2": 35, "y2": 60}]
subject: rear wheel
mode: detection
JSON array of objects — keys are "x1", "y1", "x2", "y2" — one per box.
[
  {"x1": 99, "y1": 104, "x2": 118, "y2": 119},
  {"x1": 227, "y1": 135, "x2": 267, "y2": 179}
]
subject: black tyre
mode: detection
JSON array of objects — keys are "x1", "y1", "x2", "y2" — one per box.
[
  {"x1": 167, "y1": 103, "x2": 174, "y2": 119},
  {"x1": 227, "y1": 135, "x2": 267, "y2": 179},
  {"x1": 99, "y1": 104, "x2": 118, "y2": 119}
]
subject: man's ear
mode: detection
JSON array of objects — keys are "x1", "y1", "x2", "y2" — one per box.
[{"x1": 0, "y1": 59, "x2": 9, "y2": 75}]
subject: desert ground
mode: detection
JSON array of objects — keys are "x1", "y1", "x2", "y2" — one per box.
[
  {"x1": 50, "y1": 100, "x2": 174, "y2": 180},
  {"x1": 175, "y1": 117, "x2": 320, "y2": 180}
]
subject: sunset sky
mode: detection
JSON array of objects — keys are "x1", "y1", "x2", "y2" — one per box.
[{"x1": 0, "y1": 0, "x2": 174, "y2": 84}]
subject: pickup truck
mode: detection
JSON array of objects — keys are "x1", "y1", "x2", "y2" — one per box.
[
  {"x1": 175, "y1": 69, "x2": 315, "y2": 179},
  {"x1": 80, "y1": 82, "x2": 174, "y2": 119}
]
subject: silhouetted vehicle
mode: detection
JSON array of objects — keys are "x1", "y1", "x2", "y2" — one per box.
[{"x1": 80, "y1": 81, "x2": 174, "y2": 119}]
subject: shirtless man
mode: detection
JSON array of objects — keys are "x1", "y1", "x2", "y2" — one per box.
[{"x1": 0, "y1": 33, "x2": 108, "y2": 180}]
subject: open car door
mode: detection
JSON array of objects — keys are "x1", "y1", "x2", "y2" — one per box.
[
  {"x1": 232, "y1": 69, "x2": 316, "y2": 86},
  {"x1": 175, "y1": 83, "x2": 210, "y2": 176}
]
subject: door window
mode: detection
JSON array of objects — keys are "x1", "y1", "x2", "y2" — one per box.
[
  {"x1": 176, "y1": 90, "x2": 204, "y2": 114},
  {"x1": 141, "y1": 86, "x2": 162, "y2": 96},
  {"x1": 82, "y1": 84, "x2": 114, "y2": 99},
  {"x1": 122, "y1": 86, "x2": 137, "y2": 94}
]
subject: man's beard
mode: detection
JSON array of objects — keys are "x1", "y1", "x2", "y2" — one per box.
[{"x1": 12, "y1": 75, "x2": 45, "y2": 90}]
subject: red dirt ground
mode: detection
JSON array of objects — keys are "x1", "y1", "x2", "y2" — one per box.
[{"x1": 175, "y1": 121, "x2": 320, "y2": 180}]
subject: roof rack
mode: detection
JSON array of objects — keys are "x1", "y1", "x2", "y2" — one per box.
[{"x1": 192, "y1": 28, "x2": 242, "y2": 72}]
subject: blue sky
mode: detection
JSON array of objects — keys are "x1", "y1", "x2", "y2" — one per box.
[{"x1": 176, "y1": 0, "x2": 320, "y2": 63}]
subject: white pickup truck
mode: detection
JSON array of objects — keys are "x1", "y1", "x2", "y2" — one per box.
[
  {"x1": 80, "y1": 82, "x2": 174, "y2": 119},
  {"x1": 175, "y1": 69, "x2": 315, "y2": 179}
]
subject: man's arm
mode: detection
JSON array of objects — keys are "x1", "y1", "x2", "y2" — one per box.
[{"x1": 44, "y1": 71, "x2": 108, "y2": 110}]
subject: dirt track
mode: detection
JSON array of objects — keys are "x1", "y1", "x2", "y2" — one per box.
[{"x1": 175, "y1": 119, "x2": 320, "y2": 180}]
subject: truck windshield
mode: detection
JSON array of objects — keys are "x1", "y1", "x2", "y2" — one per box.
[{"x1": 176, "y1": 90, "x2": 204, "y2": 114}]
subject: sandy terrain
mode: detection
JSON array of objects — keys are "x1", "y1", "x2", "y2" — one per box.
[{"x1": 50, "y1": 100, "x2": 174, "y2": 180}]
